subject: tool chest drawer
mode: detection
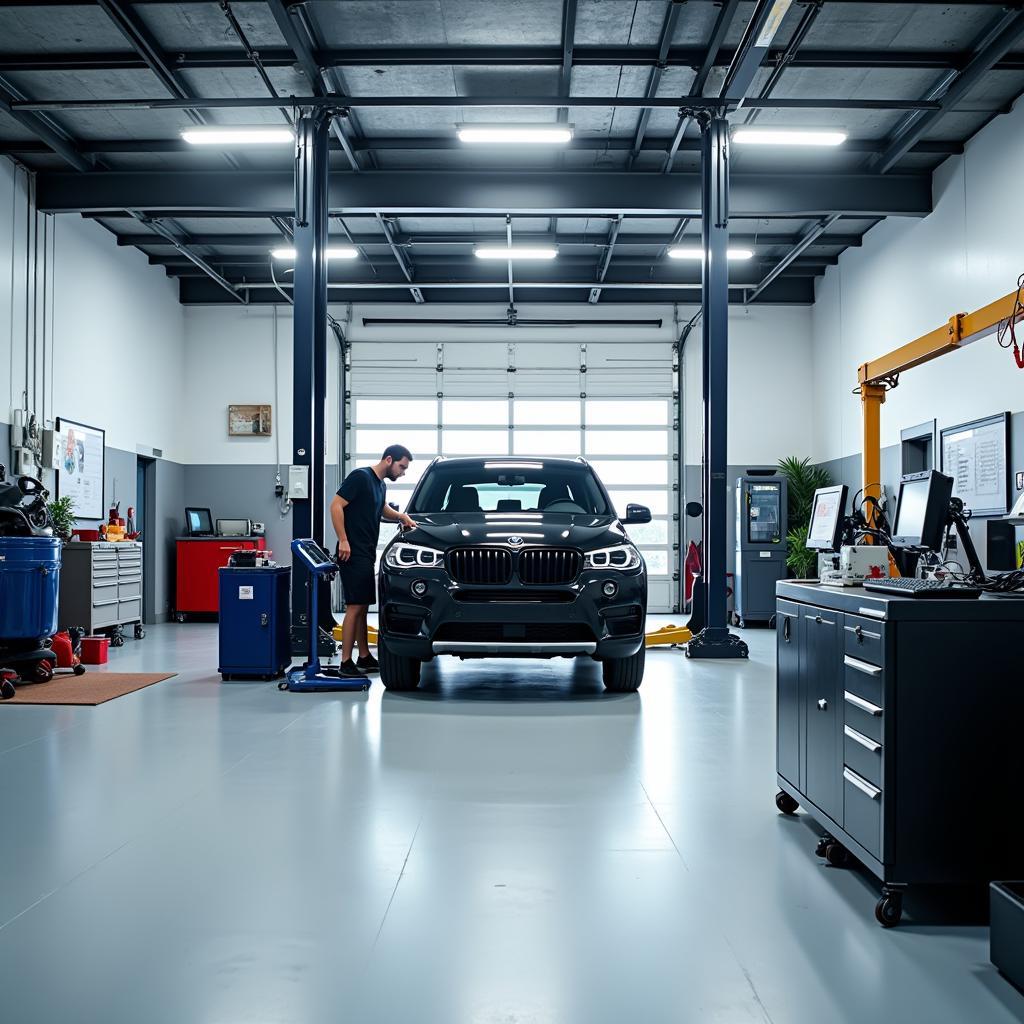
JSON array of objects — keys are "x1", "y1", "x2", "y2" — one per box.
[
  {"x1": 843, "y1": 615, "x2": 885, "y2": 666},
  {"x1": 844, "y1": 689, "x2": 883, "y2": 744},
  {"x1": 843, "y1": 654, "x2": 884, "y2": 708},
  {"x1": 844, "y1": 767, "x2": 882, "y2": 859},
  {"x1": 844, "y1": 725, "x2": 883, "y2": 788}
]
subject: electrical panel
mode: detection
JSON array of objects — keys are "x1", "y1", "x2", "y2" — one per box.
[{"x1": 288, "y1": 465, "x2": 310, "y2": 500}]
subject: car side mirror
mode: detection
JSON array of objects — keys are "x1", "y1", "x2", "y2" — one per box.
[{"x1": 624, "y1": 503, "x2": 652, "y2": 524}]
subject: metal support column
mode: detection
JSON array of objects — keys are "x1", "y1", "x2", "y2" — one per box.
[
  {"x1": 291, "y1": 110, "x2": 331, "y2": 653},
  {"x1": 687, "y1": 113, "x2": 748, "y2": 659}
]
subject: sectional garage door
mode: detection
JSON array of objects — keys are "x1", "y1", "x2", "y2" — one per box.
[{"x1": 346, "y1": 341, "x2": 678, "y2": 611}]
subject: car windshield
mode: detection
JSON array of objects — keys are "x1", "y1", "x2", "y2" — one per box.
[{"x1": 409, "y1": 461, "x2": 611, "y2": 515}]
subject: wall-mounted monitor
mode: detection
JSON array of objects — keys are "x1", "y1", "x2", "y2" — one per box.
[{"x1": 940, "y1": 412, "x2": 1010, "y2": 516}]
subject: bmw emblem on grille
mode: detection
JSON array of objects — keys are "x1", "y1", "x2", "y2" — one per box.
[{"x1": 507, "y1": 536, "x2": 525, "y2": 547}]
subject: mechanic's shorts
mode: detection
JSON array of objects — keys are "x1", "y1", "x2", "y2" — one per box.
[{"x1": 338, "y1": 554, "x2": 376, "y2": 606}]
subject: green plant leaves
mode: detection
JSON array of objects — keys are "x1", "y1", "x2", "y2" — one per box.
[{"x1": 777, "y1": 457, "x2": 833, "y2": 578}]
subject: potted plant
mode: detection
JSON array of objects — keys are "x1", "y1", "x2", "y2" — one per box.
[
  {"x1": 777, "y1": 456, "x2": 833, "y2": 579},
  {"x1": 46, "y1": 495, "x2": 76, "y2": 542}
]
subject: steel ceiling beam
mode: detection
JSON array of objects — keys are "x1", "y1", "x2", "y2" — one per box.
[
  {"x1": 376, "y1": 213, "x2": 424, "y2": 303},
  {"x1": 10, "y1": 94, "x2": 946, "y2": 113},
  {"x1": 744, "y1": 214, "x2": 840, "y2": 303},
  {"x1": 136, "y1": 215, "x2": 244, "y2": 302},
  {"x1": 0, "y1": 75, "x2": 93, "y2": 172},
  {"x1": 664, "y1": 0, "x2": 741, "y2": 173},
  {"x1": 558, "y1": 0, "x2": 579, "y2": 123},
  {"x1": 265, "y1": 0, "x2": 362, "y2": 172},
  {"x1": 872, "y1": 7, "x2": 1024, "y2": 173},
  {"x1": 37, "y1": 169, "x2": 932, "y2": 218},
  {"x1": 117, "y1": 231, "x2": 863, "y2": 250},
  {"x1": 628, "y1": 0, "x2": 686, "y2": 169},
  {"x1": 11, "y1": 45, "x2": 1024, "y2": 73},
  {"x1": 589, "y1": 214, "x2": 623, "y2": 304},
  {"x1": 721, "y1": 0, "x2": 795, "y2": 103},
  {"x1": 0, "y1": 137, "x2": 965, "y2": 157},
  {"x1": 4, "y1": 46, "x2": 1023, "y2": 73}
]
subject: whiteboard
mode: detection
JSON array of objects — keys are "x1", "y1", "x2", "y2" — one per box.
[{"x1": 940, "y1": 413, "x2": 1009, "y2": 516}]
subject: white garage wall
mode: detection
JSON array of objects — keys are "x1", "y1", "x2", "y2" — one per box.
[
  {"x1": 1, "y1": 158, "x2": 187, "y2": 460},
  {"x1": 810, "y1": 94, "x2": 1024, "y2": 469}
]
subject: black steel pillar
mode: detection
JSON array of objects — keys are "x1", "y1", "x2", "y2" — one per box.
[
  {"x1": 687, "y1": 113, "x2": 748, "y2": 660},
  {"x1": 291, "y1": 110, "x2": 331, "y2": 654}
]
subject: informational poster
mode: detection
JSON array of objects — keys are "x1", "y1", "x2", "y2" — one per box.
[
  {"x1": 940, "y1": 413, "x2": 1009, "y2": 517},
  {"x1": 55, "y1": 417, "x2": 106, "y2": 520}
]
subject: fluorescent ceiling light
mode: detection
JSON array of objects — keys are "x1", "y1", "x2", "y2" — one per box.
[
  {"x1": 474, "y1": 247, "x2": 557, "y2": 261},
  {"x1": 732, "y1": 129, "x2": 847, "y2": 147},
  {"x1": 181, "y1": 127, "x2": 294, "y2": 146},
  {"x1": 668, "y1": 247, "x2": 754, "y2": 261},
  {"x1": 457, "y1": 125, "x2": 573, "y2": 144},
  {"x1": 270, "y1": 247, "x2": 359, "y2": 260}
]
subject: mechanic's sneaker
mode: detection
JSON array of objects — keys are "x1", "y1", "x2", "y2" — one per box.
[
  {"x1": 338, "y1": 659, "x2": 368, "y2": 679},
  {"x1": 356, "y1": 654, "x2": 380, "y2": 673}
]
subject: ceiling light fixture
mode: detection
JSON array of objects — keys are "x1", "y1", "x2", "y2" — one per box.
[
  {"x1": 180, "y1": 127, "x2": 294, "y2": 146},
  {"x1": 732, "y1": 129, "x2": 847, "y2": 147},
  {"x1": 270, "y1": 247, "x2": 359, "y2": 260},
  {"x1": 474, "y1": 247, "x2": 557, "y2": 261},
  {"x1": 668, "y1": 247, "x2": 754, "y2": 261},
  {"x1": 457, "y1": 125, "x2": 573, "y2": 144}
]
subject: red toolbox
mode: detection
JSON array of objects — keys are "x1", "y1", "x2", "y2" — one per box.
[{"x1": 175, "y1": 538, "x2": 267, "y2": 619}]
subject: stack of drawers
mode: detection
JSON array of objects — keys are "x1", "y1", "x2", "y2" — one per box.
[
  {"x1": 841, "y1": 615, "x2": 886, "y2": 860},
  {"x1": 58, "y1": 542, "x2": 144, "y2": 633}
]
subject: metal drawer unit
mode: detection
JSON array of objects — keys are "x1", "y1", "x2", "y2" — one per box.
[
  {"x1": 58, "y1": 542, "x2": 146, "y2": 642},
  {"x1": 775, "y1": 581, "x2": 1024, "y2": 928}
]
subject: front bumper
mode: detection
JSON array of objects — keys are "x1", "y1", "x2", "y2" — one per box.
[{"x1": 378, "y1": 564, "x2": 647, "y2": 661}]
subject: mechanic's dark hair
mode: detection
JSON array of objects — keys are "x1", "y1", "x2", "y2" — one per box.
[{"x1": 382, "y1": 444, "x2": 413, "y2": 463}]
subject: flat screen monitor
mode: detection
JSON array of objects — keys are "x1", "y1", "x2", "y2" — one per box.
[
  {"x1": 185, "y1": 507, "x2": 214, "y2": 537},
  {"x1": 892, "y1": 471, "x2": 953, "y2": 550},
  {"x1": 806, "y1": 485, "x2": 848, "y2": 552}
]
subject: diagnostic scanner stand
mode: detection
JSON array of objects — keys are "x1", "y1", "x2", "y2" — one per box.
[{"x1": 279, "y1": 538, "x2": 369, "y2": 693}]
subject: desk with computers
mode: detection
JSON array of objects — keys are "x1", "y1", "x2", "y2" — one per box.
[{"x1": 774, "y1": 472, "x2": 1024, "y2": 927}]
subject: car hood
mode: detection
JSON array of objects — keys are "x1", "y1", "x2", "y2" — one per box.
[{"x1": 397, "y1": 512, "x2": 629, "y2": 551}]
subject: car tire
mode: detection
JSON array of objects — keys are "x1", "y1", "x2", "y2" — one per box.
[
  {"x1": 602, "y1": 645, "x2": 645, "y2": 692},
  {"x1": 379, "y1": 637, "x2": 422, "y2": 692}
]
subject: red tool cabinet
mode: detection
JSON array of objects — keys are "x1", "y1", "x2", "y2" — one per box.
[{"x1": 175, "y1": 537, "x2": 267, "y2": 619}]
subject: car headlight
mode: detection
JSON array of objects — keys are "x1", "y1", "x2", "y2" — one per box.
[
  {"x1": 584, "y1": 544, "x2": 642, "y2": 571},
  {"x1": 384, "y1": 542, "x2": 444, "y2": 569}
]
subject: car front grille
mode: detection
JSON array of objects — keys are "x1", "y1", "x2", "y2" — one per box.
[
  {"x1": 447, "y1": 547, "x2": 513, "y2": 584},
  {"x1": 434, "y1": 622, "x2": 595, "y2": 643},
  {"x1": 518, "y1": 548, "x2": 581, "y2": 585}
]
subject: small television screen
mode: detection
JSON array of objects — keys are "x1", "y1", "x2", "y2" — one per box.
[{"x1": 185, "y1": 507, "x2": 214, "y2": 536}]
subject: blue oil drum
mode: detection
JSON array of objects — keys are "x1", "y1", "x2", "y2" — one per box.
[{"x1": 0, "y1": 536, "x2": 62, "y2": 640}]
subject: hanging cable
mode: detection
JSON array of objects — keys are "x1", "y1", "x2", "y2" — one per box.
[
  {"x1": 996, "y1": 272, "x2": 1024, "y2": 369},
  {"x1": 272, "y1": 305, "x2": 292, "y2": 519}
]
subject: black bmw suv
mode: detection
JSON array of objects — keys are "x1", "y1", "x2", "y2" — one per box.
[{"x1": 377, "y1": 457, "x2": 650, "y2": 693}]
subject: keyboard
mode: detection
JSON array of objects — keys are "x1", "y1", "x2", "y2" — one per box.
[{"x1": 862, "y1": 578, "x2": 981, "y2": 599}]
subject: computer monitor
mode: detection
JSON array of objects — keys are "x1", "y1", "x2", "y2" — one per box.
[
  {"x1": 185, "y1": 507, "x2": 214, "y2": 537},
  {"x1": 892, "y1": 471, "x2": 953, "y2": 551},
  {"x1": 806, "y1": 484, "x2": 848, "y2": 552}
]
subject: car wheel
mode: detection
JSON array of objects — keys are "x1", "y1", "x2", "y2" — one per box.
[
  {"x1": 379, "y1": 637, "x2": 421, "y2": 692},
  {"x1": 602, "y1": 645, "x2": 645, "y2": 692}
]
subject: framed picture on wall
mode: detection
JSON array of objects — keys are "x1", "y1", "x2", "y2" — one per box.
[
  {"x1": 228, "y1": 404, "x2": 272, "y2": 436},
  {"x1": 940, "y1": 412, "x2": 1010, "y2": 517},
  {"x1": 55, "y1": 417, "x2": 106, "y2": 520}
]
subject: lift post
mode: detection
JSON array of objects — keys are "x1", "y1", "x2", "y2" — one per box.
[
  {"x1": 686, "y1": 112, "x2": 748, "y2": 660},
  {"x1": 290, "y1": 110, "x2": 331, "y2": 655}
]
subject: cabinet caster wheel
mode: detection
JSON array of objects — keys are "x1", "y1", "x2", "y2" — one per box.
[
  {"x1": 825, "y1": 842, "x2": 850, "y2": 868},
  {"x1": 775, "y1": 791, "x2": 799, "y2": 815},
  {"x1": 875, "y1": 891, "x2": 904, "y2": 928},
  {"x1": 134, "y1": 625, "x2": 146, "y2": 640},
  {"x1": 73, "y1": 664, "x2": 86, "y2": 676},
  {"x1": 815, "y1": 836, "x2": 833, "y2": 858},
  {"x1": 175, "y1": 613, "x2": 186, "y2": 624},
  {"x1": 0, "y1": 679, "x2": 15, "y2": 700},
  {"x1": 110, "y1": 636, "x2": 124, "y2": 648}
]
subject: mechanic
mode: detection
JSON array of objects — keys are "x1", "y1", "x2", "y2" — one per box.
[{"x1": 331, "y1": 444, "x2": 415, "y2": 678}]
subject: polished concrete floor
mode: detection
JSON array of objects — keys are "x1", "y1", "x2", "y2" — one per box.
[{"x1": 1, "y1": 620, "x2": 1021, "y2": 1023}]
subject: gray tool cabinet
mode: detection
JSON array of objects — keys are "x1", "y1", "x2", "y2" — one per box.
[
  {"x1": 775, "y1": 581, "x2": 1024, "y2": 927},
  {"x1": 58, "y1": 541, "x2": 146, "y2": 644}
]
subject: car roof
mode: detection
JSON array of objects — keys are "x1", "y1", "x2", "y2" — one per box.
[{"x1": 427, "y1": 456, "x2": 589, "y2": 467}]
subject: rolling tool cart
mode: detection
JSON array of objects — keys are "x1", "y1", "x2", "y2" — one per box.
[{"x1": 218, "y1": 559, "x2": 291, "y2": 680}]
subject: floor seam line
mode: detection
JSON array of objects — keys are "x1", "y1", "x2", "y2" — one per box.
[
  {"x1": 639, "y1": 778, "x2": 691, "y2": 872},
  {"x1": 370, "y1": 817, "x2": 422, "y2": 953}
]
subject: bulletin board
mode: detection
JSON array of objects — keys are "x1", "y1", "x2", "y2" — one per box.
[
  {"x1": 940, "y1": 412, "x2": 1010, "y2": 517},
  {"x1": 55, "y1": 417, "x2": 106, "y2": 520}
]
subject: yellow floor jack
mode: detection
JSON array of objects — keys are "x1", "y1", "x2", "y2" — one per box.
[
  {"x1": 332, "y1": 623, "x2": 379, "y2": 646},
  {"x1": 644, "y1": 623, "x2": 692, "y2": 648}
]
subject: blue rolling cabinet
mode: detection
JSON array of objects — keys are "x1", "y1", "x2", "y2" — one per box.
[{"x1": 218, "y1": 566, "x2": 291, "y2": 680}]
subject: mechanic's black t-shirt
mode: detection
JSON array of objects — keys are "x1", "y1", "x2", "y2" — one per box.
[{"x1": 337, "y1": 466, "x2": 386, "y2": 558}]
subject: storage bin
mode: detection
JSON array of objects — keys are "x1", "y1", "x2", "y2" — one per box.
[
  {"x1": 0, "y1": 536, "x2": 61, "y2": 639},
  {"x1": 80, "y1": 636, "x2": 110, "y2": 664}
]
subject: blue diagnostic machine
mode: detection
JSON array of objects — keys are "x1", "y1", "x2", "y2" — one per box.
[{"x1": 280, "y1": 537, "x2": 369, "y2": 693}]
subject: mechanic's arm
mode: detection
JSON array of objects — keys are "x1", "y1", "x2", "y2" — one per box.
[
  {"x1": 330, "y1": 494, "x2": 352, "y2": 561},
  {"x1": 382, "y1": 503, "x2": 416, "y2": 530}
]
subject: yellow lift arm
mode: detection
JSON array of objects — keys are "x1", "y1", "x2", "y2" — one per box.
[{"x1": 858, "y1": 286, "x2": 1024, "y2": 519}]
